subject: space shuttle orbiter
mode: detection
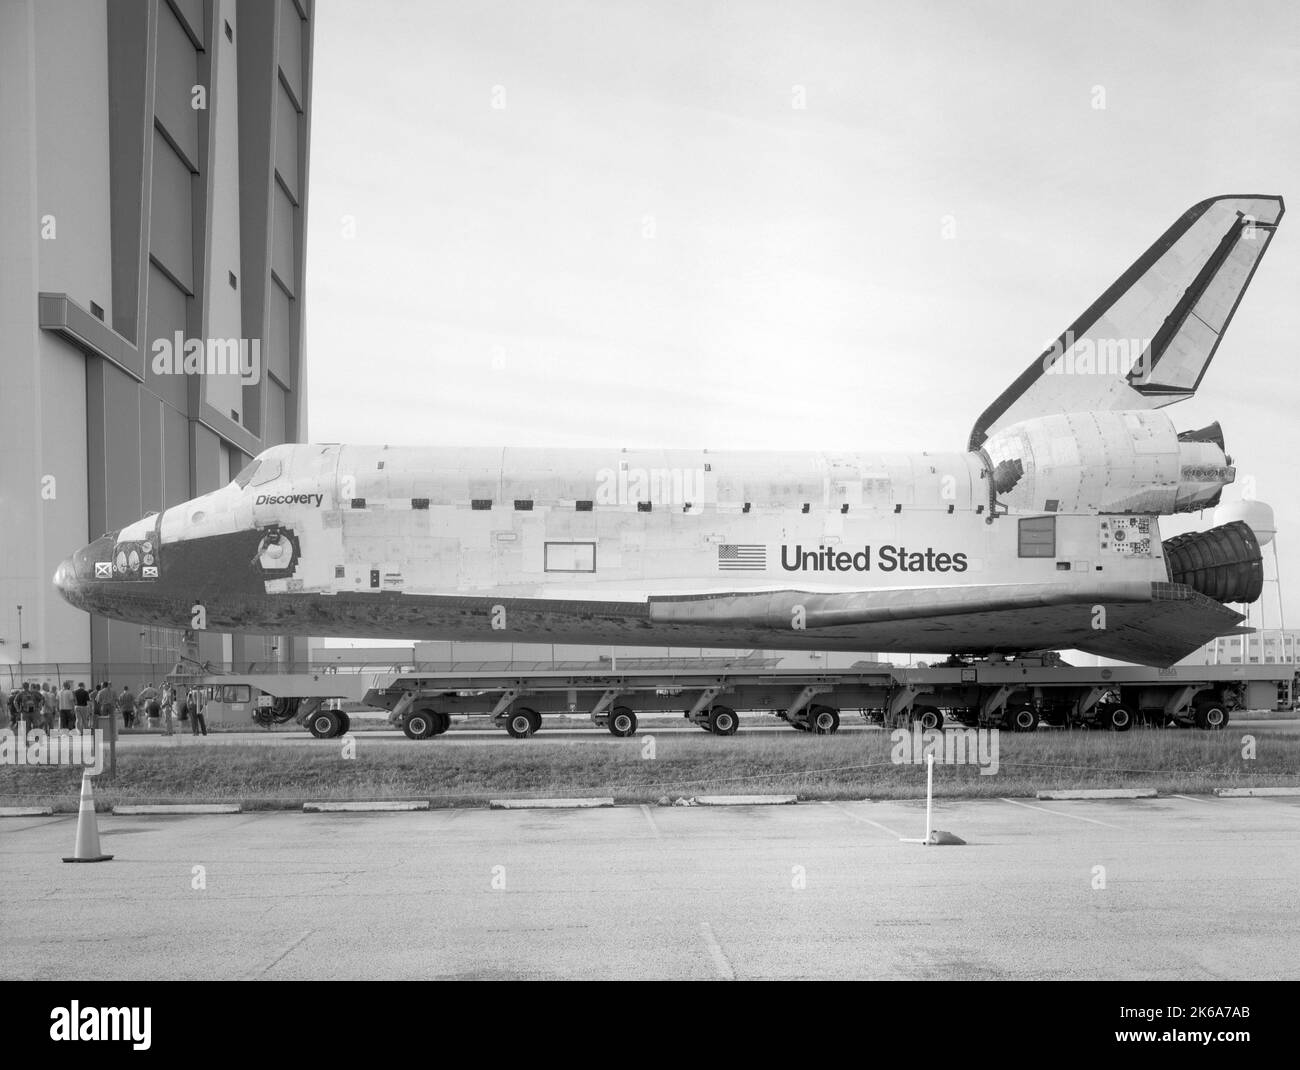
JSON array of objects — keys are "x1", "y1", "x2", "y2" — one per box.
[{"x1": 55, "y1": 194, "x2": 1284, "y2": 667}]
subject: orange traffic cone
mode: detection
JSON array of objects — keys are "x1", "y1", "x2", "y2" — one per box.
[{"x1": 62, "y1": 771, "x2": 113, "y2": 863}]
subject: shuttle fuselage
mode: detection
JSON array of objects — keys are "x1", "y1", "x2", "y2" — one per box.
[{"x1": 53, "y1": 194, "x2": 1284, "y2": 666}]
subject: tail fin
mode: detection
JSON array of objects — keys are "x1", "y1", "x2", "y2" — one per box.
[{"x1": 969, "y1": 194, "x2": 1284, "y2": 451}]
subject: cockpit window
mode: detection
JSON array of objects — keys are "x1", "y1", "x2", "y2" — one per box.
[
  {"x1": 233, "y1": 460, "x2": 261, "y2": 488},
  {"x1": 233, "y1": 456, "x2": 284, "y2": 489},
  {"x1": 249, "y1": 458, "x2": 282, "y2": 486}
]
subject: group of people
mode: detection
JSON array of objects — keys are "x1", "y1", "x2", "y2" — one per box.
[{"x1": 3, "y1": 680, "x2": 207, "y2": 736}]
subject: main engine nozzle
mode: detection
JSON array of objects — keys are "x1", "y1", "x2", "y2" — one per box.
[{"x1": 1163, "y1": 520, "x2": 1263, "y2": 604}]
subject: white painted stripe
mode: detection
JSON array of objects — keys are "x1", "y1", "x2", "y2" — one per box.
[
  {"x1": 699, "y1": 922, "x2": 735, "y2": 981},
  {"x1": 1171, "y1": 794, "x2": 1212, "y2": 803},
  {"x1": 1214, "y1": 787, "x2": 1300, "y2": 797},
  {"x1": 488, "y1": 797, "x2": 615, "y2": 809},
  {"x1": 999, "y1": 797, "x2": 1127, "y2": 830},
  {"x1": 693, "y1": 794, "x2": 797, "y2": 806},
  {"x1": 113, "y1": 804, "x2": 241, "y2": 815},
  {"x1": 822, "y1": 801, "x2": 905, "y2": 838},
  {"x1": 302, "y1": 801, "x2": 430, "y2": 812},
  {"x1": 0, "y1": 807, "x2": 53, "y2": 817},
  {"x1": 1037, "y1": 789, "x2": 1157, "y2": 800}
]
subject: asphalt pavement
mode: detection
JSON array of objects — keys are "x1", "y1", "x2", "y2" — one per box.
[{"x1": 2, "y1": 794, "x2": 1296, "y2": 980}]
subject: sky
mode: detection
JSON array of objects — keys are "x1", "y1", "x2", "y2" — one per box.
[{"x1": 303, "y1": 0, "x2": 1300, "y2": 631}]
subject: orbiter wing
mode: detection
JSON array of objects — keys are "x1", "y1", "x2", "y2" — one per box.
[{"x1": 649, "y1": 582, "x2": 1247, "y2": 668}]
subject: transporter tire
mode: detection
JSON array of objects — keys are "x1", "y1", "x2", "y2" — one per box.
[
  {"x1": 402, "y1": 710, "x2": 437, "y2": 740},
  {"x1": 505, "y1": 707, "x2": 542, "y2": 738},
  {"x1": 1104, "y1": 704, "x2": 1134, "y2": 732},
  {"x1": 808, "y1": 705, "x2": 840, "y2": 734},
  {"x1": 431, "y1": 711, "x2": 451, "y2": 735},
  {"x1": 1194, "y1": 704, "x2": 1229, "y2": 731},
  {"x1": 707, "y1": 705, "x2": 739, "y2": 735},
  {"x1": 1008, "y1": 705, "x2": 1039, "y2": 733},
  {"x1": 336, "y1": 711, "x2": 351, "y2": 735},
  {"x1": 307, "y1": 710, "x2": 343, "y2": 739},
  {"x1": 914, "y1": 706, "x2": 943, "y2": 731},
  {"x1": 609, "y1": 707, "x2": 638, "y2": 737}
]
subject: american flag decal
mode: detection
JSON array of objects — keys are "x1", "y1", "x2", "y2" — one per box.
[{"x1": 718, "y1": 544, "x2": 766, "y2": 570}]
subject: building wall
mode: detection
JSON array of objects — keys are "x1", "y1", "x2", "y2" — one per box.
[{"x1": 0, "y1": 0, "x2": 314, "y2": 675}]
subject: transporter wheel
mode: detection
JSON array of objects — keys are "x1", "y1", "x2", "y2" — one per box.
[
  {"x1": 1008, "y1": 705, "x2": 1039, "y2": 733},
  {"x1": 1104, "y1": 704, "x2": 1134, "y2": 732},
  {"x1": 432, "y1": 712, "x2": 451, "y2": 735},
  {"x1": 402, "y1": 710, "x2": 437, "y2": 740},
  {"x1": 1194, "y1": 704, "x2": 1229, "y2": 731},
  {"x1": 336, "y1": 712, "x2": 351, "y2": 735},
  {"x1": 914, "y1": 706, "x2": 943, "y2": 731},
  {"x1": 505, "y1": 707, "x2": 541, "y2": 739},
  {"x1": 307, "y1": 710, "x2": 343, "y2": 739},
  {"x1": 707, "y1": 705, "x2": 739, "y2": 736},
  {"x1": 808, "y1": 705, "x2": 840, "y2": 734},
  {"x1": 608, "y1": 707, "x2": 638, "y2": 737}
]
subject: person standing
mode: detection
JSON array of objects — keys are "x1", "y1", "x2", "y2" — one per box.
[
  {"x1": 188, "y1": 687, "x2": 207, "y2": 736},
  {"x1": 96, "y1": 681, "x2": 116, "y2": 729},
  {"x1": 39, "y1": 684, "x2": 55, "y2": 732},
  {"x1": 139, "y1": 682, "x2": 160, "y2": 727},
  {"x1": 73, "y1": 682, "x2": 92, "y2": 730},
  {"x1": 58, "y1": 681, "x2": 75, "y2": 731},
  {"x1": 118, "y1": 685, "x2": 137, "y2": 729},
  {"x1": 160, "y1": 684, "x2": 175, "y2": 736}
]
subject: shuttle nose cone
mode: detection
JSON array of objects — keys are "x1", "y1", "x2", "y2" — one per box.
[
  {"x1": 53, "y1": 532, "x2": 118, "y2": 611},
  {"x1": 53, "y1": 558, "x2": 76, "y2": 594},
  {"x1": 53, "y1": 556, "x2": 84, "y2": 609}
]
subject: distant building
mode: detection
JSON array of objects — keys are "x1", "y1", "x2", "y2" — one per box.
[
  {"x1": 0, "y1": 0, "x2": 314, "y2": 672},
  {"x1": 1191, "y1": 630, "x2": 1300, "y2": 666}
]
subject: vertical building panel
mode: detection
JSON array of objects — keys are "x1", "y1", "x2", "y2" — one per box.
[
  {"x1": 162, "y1": 403, "x2": 190, "y2": 507},
  {"x1": 155, "y1": 2, "x2": 200, "y2": 166},
  {"x1": 34, "y1": 0, "x2": 114, "y2": 321},
  {"x1": 169, "y1": 0, "x2": 206, "y2": 44},
  {"x1": 138, "y1": 393, "x2": 164, "y2": 516},
  {"x1": 143, "y1": 262, "x2": 191, "y2": 411},
  {"x1": 269, "y1": 281, "x2": 293, "y2": 384},
  {"x1": 100, "y1": 363, "x2": 143, "y2": 532},
  {"x1": 277, "y1": 0, "x2": 303, "y2": 102},
  {"x1": 192, "y1": 422, "x2": 224, "y2": 494},
  {"x1": 271, "y1": 181, "x2": 295, "y2": 291},
  {"x1": 274, "y1": 83, "x2": 299, "y2": 199},
  {"x1": 106, "y1": 0, "x2": 149, "y2": 342},
  {"x1": 38, "y1": 336, "x2": 92, "y2": 667},
  {"x1": 149, "y1": 129, "x2": 196, "y2": 292},
  {"x1": 266, "y1": 378, "x2": 287, "y2": 445}
]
